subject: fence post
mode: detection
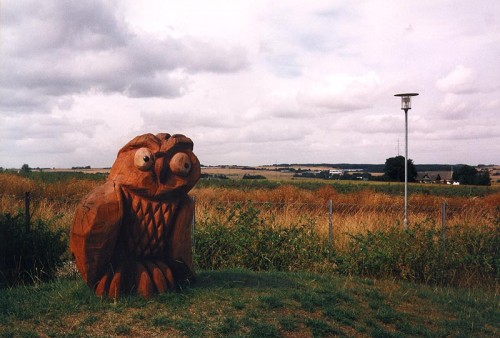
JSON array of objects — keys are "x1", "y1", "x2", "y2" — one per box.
[
  {"x1": 192, "y1": 196, "x2": 196, "y2": 251},
  {"x1": 328, "y1": 199, "x2": 333, "y2": 248},
  {"x1": 441, "y1": 202, "x2": 446, "y2": 252},
  {"x1": 24, "y1": 191, "x2": 31, "y2": 232}
]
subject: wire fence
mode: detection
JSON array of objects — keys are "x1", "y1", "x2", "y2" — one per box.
[
  {"x1": 193, "y1": 198, "x2": 498, "y2": 248},
  {"x1": 1, "y1": 192, "x2": 498, "y2": 250}
]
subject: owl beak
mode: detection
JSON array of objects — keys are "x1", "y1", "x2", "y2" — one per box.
[{"x1": 156, "y1": 156, "x2": 169, "y2": 185}]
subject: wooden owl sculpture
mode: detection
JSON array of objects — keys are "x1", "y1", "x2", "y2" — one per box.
[{"x1": 70, "y1": 133, "x2": 201, "y2": 298}]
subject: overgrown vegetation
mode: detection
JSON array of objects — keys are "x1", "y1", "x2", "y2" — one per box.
[
  {"x1": 0, "y1": 171, "x2": 498, "y2": 289},
  {"x1": 344, "y1": 221, "x2": 500, "y2": 286},
  {"x1": 195, "y1": 204, "x2": 334, "y2": 272},
  {"x1": 0, "y1": 212, "x2": 67, "y2": 287},
  {"x1": 194, "y1": 203, "x2": 499, "y2": 287}
]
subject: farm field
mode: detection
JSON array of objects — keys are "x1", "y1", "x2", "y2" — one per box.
[{"x1": 1, "y1": 171, "x2": 498, "y2": 285}]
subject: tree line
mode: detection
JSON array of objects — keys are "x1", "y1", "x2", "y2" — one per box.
[{"x1": 383, "y1": 156, "x2": 490, "y2": 186}]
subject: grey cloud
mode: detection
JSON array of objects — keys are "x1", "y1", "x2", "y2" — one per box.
[
  {"x1": 0, "y1": 0, "x2": 249, "y2": 114},
  {"x1": 0, "y1": 88, "x2": 52, "y2": 112},
  {"x1": 2, "y1": 1, "x2": 129, "y2": 55},
  {"x1": 0, "y1": 114, "x2": 106, "y2": 167},
  {"x1": 0, "y1": 114, "x2": 105, "y2": 141},
  {"x1": 126, "y1": 75, "x2": 188, "y2": 99},
  {"x1": 416, "y1": 125, "x2": 500, "y2": 141}
]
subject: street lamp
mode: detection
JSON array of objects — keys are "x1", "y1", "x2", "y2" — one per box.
[{"x1": 394, "y1": 92, "x2": 418, "y2": 230}]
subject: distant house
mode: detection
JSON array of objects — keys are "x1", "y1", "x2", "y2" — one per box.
[
  {"x1": 417, "y1": 172, "x2": 432, "y2": 184},
  {"x1": 329, "y1": 169, "x2": 344, "y2": 175},
  {"x1": 416, "y1": 171, "x2": 453, "y2": 184}
]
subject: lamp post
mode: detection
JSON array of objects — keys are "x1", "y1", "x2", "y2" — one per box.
[{"x1": 394, "y1": 93, "x2": 418, "y2": 230}]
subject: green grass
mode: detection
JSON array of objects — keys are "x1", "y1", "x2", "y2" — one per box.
[
  {"x1": 1, "y1": 270, "x2": 498, "y2": 337},
  {"x1": 197, "y1": 176, "x2": 498, "y2": 197},
  {"x1": 17, "y1": 171, "x2": 108, "y2": 183}
]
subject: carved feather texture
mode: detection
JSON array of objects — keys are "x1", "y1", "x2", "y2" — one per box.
[{"x1": 122, "y1": 189, "x2": 178, "y2": 258}]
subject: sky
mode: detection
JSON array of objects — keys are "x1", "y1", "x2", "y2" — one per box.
[{"x1": 1, "y1": 0, "x2": 499, "y2": 168}]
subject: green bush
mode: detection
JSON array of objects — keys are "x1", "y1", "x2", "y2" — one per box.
[
  {"x1": 342, "y1": 221, "x2": 499, "y2": 286},
  {"x1": 194, "y1": 204, "x2": 336, "y2": 272},
  {"x1": 0, "y1": 212, "x2": 67, "y2": 287},
  {"x1": 194, "y1": 204, "x2": 498, "y2": 287}
]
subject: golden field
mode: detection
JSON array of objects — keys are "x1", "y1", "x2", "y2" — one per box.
[{"x1": 1, "y1": 172, "x2": 498, "y2": 253}]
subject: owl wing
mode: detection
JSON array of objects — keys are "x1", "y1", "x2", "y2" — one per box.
[
  {"x1": 167, "y1": 194, "x2": 195, "y2": 281},
  {"x1": 70, "y1": 180, "x2": 122, "y2": 288}
]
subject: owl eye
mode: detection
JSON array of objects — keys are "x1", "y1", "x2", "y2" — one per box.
[
  {"x1": 134, "y1": 148, "x2": 154, "y2": 171},
  {"x1": 169, "y1": 152, "x2": 192, "y2": 177}
]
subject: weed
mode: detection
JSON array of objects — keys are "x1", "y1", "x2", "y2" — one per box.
[
  {"x1": 248, "y1": 322, "x2": 280, "y2": 338},
  {"x1": 80, "y1": 314, "x2": 98, "y2": 327},
  {"x1": 395, "y1": 321, "x2": 431, "y2": 336},
  {"x1": 278, "y1": 315, "x2": 299, "y2": 331},
  {"x1": 152, "y1": 315, "x2": 173, "y2": 327},
  {"x1": 306, "y1": 318, "x2": 343, "y2": 337},
  {"x1": 232, "y1": 299, "x2": 246, "y2": 310},
  {"x1": 258, "y1": 294, "x2": 284, "y2": 309},
  {"x1": 175, "y1": 319, "x2": 205, "y2": 337},
  {"x1": 291, "y1": 290, "x2": 324, "y2": 312},
  {"x1": 194, "y1": 203, "x2": 336, "y2": 273},
  {"x1": 324, "y1": 305, "x2": 359, "y2": 326},
  {"x1": 375, "y1": 304, "x2": 403, "y2": 324},
  {"x1": 215, "y1": 317, "x2": 240, "y2": 335},
  {"x1": 371, "y1": 327, "x2": 405, "y2": 338},
  {"x1": 0, "y1": 212, "x2": 66, "y2": 287},
  {"x1": 114, "y1": 324, "x2": 131, "y2": 335}
]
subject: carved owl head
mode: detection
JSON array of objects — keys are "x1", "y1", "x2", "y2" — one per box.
[{"x1": 108, "y1": 133, "x2": 201, "y2": 199}]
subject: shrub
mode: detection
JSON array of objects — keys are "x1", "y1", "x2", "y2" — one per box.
[
  {"x1": 194, "y1": 204, "x2": 336, "y2": 272},
  {"x1": 342, "y1": 220, "x2": 499, "y2": 287},
  {"x1": 242, "y1": 174, "x2": 267, "y2": 180},
  {"x1": 0, "y1": 212, "x2": 67, "y2": 287}
]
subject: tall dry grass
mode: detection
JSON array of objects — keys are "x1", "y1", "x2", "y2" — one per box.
[
  {"x1": 0, "y1": 173, "x2": 498, "y2": 250},
  {"x1": 191, "y1": 185, "x2": 499, "y2": 251}
]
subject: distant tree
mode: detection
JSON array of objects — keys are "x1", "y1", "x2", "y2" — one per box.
[
  {"x1": 474, "y1": 170, "x2": 491, "y2": 186},
  {"x1": 453, "y1": 165, "x2": 490, "y2": 185},
  {"x1": 242, "y1": 174, "x2": 267, "y2": 180},
  {"x1": 383, "y1": 156, "x2": 417, "y2": 182},
  {"x1": 20, "y1": 164, "x2": 32, "y2": 174},
  {"x1": 452, "y1": 165, "x2": 477, "y2": 185}
]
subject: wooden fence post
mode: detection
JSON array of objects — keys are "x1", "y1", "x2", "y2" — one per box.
[
  {"x1": 192, "y1": 196, "x2": 196, "y2": 251},
  {"x1": 441, "y1": 202, "x2": 446, "y2": 253},
  {"x1": 328, "y1": 199, "x2": 333, "y2": 248},
  {"x1": 24, "y1": 191, "x2": 31, "y2": 232}
]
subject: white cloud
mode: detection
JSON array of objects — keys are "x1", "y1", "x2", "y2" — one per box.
[
  {"x1": 436, "y1": 65, "x2": 477, "y2": 94},
  {"x1": 436, "y1": 94, "x2": 472, "y2": 120},
  {"x1": 297, "y1": 72, "x2": 382, "y2": 113}
]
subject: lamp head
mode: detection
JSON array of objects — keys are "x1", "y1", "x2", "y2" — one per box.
[{"x1": 395, "y1": 93, "x2": 419, "y2": 110}]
